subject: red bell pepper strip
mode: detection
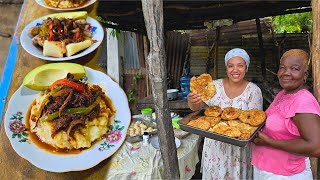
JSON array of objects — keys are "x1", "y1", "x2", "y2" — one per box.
[
  {"x1": 48, "y1": 30, "x2": 54, "y2": 41},
  {"x1": 46, "y1": 21, "x2": 54, "y2": 41},
  {"x1": 50, "y1": 79, "x2": 85, "y2": 93}
]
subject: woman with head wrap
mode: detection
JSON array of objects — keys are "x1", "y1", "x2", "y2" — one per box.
[
  {"x1": 188, "y1": 48, "x2": 263, "y2": 179},
  {"x1": 252, "y1": 49, "x2": 320, "y2": 179}
]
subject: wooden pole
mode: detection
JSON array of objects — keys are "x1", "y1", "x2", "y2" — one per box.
[
  {"x1": 311, "y1": 0, "x2": 320, "y2": 178},
  {"x1": 141, "y1": 0, "x2": 180, "y2": 179},
  {"x1": 213, "y1": 26, "x2": 220, "y2": 79},
  {"x1": 256, "y1": 18, "x2": 267, "y2": 81}
]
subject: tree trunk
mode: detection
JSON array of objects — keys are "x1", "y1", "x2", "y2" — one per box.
[
  {"x1": 141, "y1": 0, "x2": 180, "y2": 179},
  {"x1": 311, "y1": 0, "x2": 320, "y2": 178}
]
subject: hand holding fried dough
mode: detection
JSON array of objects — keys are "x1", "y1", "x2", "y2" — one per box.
[
  {"x1": 190, "y1": 74, "x2": 216, "y2": 101},
  {"x1": 187, "y1": 92, "x2": 206, "y2": 111}
]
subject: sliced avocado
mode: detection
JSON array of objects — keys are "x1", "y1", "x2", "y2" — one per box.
[
  {"x1": 42, "y1": 11, "x2": 88, "y2": 20},
  {"x1": 23, "y1": 63, "x2": 85, "y2": 91}
]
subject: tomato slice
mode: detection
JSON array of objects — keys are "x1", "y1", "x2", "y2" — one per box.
[{"x1": 50, "y1": 79, "x2": 85, "y2": 93}]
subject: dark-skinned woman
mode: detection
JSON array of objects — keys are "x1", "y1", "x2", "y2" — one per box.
[{"x1": 252, "y1": 49, "x2": 320, "y2": 179}]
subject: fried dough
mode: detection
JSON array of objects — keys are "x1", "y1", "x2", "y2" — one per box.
[
  {"x1": 204, "y1": 106, "x2": 222, "y2": 117},
  {"x1": 190, "y1": 74, "x2": 216, "y2": 101},
  {"x1": 205, "y1": 116, "x2": 221, "y2": 127},
  {"x1": 209, "y1": 121, "x2": 241, "y2": 138},
  {"x1": 187, "y1": 119, "x2": 210, "y2": 130},
  {"x1": 239, "y1": 109, "x2": 266, "y2": 126},
  {"x1": 221, "y1": 107, "x2": 241, "y2": 120}
]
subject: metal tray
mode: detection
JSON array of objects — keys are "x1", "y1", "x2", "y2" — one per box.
[
  {"x1": 178, "y1": 109, "x2": 266, "y2": 147},
  {"x1": 126, "y1": 119, "x2": 158, "y2": 143}
]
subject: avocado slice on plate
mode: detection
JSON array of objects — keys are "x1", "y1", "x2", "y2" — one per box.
[{"x1": 23, "y1": 62, "x2": 85, "y2": 91}]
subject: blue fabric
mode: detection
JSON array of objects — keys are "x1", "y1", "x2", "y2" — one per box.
[{"x1": 0, "y1": 37, "x2": 19, "y2": 124}]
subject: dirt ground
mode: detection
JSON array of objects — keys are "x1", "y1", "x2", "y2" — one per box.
[{"x1": 0, "y1": 3, "x2": 22, "y2": 79}]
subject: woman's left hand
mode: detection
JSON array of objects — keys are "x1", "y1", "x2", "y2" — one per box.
[{"x1": 253, "y1": 131, "x2": 272, "y2": 146}]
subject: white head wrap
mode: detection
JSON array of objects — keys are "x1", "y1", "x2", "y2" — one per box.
[{"x1": 224, "y1": 48, "x2": 250, "y2": 71}]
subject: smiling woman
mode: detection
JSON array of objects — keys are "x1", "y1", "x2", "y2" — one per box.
[
  {"x1": 252, "y1": 49, "x2": 320, "y2": 179},
  {"x1": 187, "y1": 48, "x2": 263, "y2": 179}
]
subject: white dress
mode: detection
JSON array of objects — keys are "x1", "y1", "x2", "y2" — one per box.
[{"x1": 201, "y1": 79, "x2": 263, "y2": 180}]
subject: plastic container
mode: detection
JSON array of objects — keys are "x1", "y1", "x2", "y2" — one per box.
[
  {"x1": 172, "y1": 117, "x2": 182, "y2": 129},
  {"x1": 180, "y1": 75, "x2": 191, "y2": 101},
  {"x1": 167, "y1": 89, "x2": 178, "y2": 100},
  {"x1": 141, "y1": 108, "x2": 153, "y2": 123},
  {"x1": 142, "y1": 132, "x2": 150, "y2": 146}
]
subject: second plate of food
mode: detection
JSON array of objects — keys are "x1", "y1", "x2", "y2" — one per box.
[
  {"x1": 20, "y1": 11, "x2": 104, "y2": 61},
  {"x1": 35, "y1": 0, "x2": 97, "y2": 11}
]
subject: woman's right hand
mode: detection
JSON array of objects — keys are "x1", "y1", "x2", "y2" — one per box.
[{"x1": 187, "y1": 92, "x2": 205, "y2": 111}]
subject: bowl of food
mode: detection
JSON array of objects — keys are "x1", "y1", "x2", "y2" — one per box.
[{"x1": 167, "y1": 89, "x2": 178, "y2": 101}]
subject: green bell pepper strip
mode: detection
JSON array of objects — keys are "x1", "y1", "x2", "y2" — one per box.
[{"x1": 39, "y1": 96, "x2": 101, "y2": 122}]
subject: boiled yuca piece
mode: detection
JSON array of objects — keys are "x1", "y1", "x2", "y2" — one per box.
[
  {"x1": 42, "y1": 11, "x2": 87, "y2": 20},
  {"x1": 66, "y1": 40, "x2": 92, "y2": 57},
  {"x1": 43, "y1": 40, "x2": 66, "y2": 58}
]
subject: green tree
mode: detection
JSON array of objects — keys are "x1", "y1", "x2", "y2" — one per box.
[{"x1": 273, "y1": 12, "x2": 312, "y2": 33}]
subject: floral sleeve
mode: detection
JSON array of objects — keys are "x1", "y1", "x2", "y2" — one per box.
[{"x1": 247, "y1": 84, "x2": 263, "y2": 110}]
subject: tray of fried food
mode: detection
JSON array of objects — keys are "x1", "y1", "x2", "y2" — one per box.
[
  {"x1": 178, "y1": 106, "x2": 266, "y2": 147},
  {"x1": 126, "y1": 119, "x2": 157, "y2": 143}
]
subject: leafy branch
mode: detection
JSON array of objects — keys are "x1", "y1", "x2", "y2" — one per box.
[
  {"x1": 272, "y1": 12, "x2": 312, "y2": 33},
  {"x1": 96, "y1": 16, "x2": 121, "y2": 39},
  {"x1": 127, "y1": 73, "x2": 143, "y2": 103}
]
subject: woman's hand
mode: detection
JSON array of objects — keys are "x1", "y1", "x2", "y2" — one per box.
[
  {"x1": 253, "y1": 131, "x2": 272, "y2": 146},
  {"x1": 187, "y1": 92, "x2": 205, "y2": 111}
]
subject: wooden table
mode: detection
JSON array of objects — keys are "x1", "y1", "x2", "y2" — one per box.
[
  {"x1": 0, "y1": 1, "x2": 200, "y2": 179},
  {"x1": 0, "y1": 0, "x2": 110, "y2": 179}
]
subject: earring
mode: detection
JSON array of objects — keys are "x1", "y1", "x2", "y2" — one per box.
[{"x1": 304, "y1": 79, "x2": 307, "y2": 84}]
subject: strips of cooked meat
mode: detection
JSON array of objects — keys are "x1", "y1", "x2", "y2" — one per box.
[
  {"x1": 66, "y1": 117, "x2": 85, "y2": 137},
  {"x1": 59, "y1": 89, "x2": 73, "y2": 116}
]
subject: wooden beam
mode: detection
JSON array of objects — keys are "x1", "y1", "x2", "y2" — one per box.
[
  {"x1": 256, "y1": 18, "x2": 267, "y2": 80},
  {"x1": 213, "y1": 27, "x2": 220, "y2": 79},
  {"x1": 141, "y1": 0, "x2": 180, "y2": 179},
  {"x1": 311, "y1": 0, "x2": 320, "y2": 178}
]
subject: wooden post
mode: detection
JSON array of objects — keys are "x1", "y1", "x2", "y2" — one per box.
[
  {"x1": 311, "y1": 0, "x2": 320, "y2": 178},
  {"x1": 141, "y1": 0, "x2": 180, "y2": 179},
  {"x1": 256, "y1": 18, "x2": 267, "y2": 80},
  {"x1": 213, "y1": 27, "x2": 220, "y2": 79}
]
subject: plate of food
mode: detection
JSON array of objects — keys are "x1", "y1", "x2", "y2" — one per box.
[
  {"x1": 35, "y1": 0, "x2": 97, "y2": 11},
  {"x1": 20, "y1": 11, "x2": 104, "y2": 61},
  {"x1": 4, "y1": 63, "x2": 131, "y2": 172}
]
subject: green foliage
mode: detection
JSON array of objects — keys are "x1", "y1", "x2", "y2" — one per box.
[
  {"x1": 96, "y1": 16, "x2": 121, "y2": 39},
  {"x1": 273, "y1": 12, "x2": 312, "y2": 33},
  {"x1": 110, "y1": 29, "x2": 121, "y2": 39},
  {"x1": 127, "y1": 73, "x2": 143, "y2": 103}
]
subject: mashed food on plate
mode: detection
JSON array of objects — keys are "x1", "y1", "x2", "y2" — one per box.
[{"x1": 29, "y1": 73, "x2": 116, "y2": 150}]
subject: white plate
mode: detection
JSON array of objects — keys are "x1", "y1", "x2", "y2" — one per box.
[
  {"x1": 4, "y1": 67, "x2": 131, "y2": 172},
  {"x1": 20, "y1": 15, "x2": 104, "y2": 61},
  {"x1": 35, "y1": 0, "x2": 97, "y2": 11},
  {"x1": 150, "y1": 136, "x2": 181, "y2": 150}
]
